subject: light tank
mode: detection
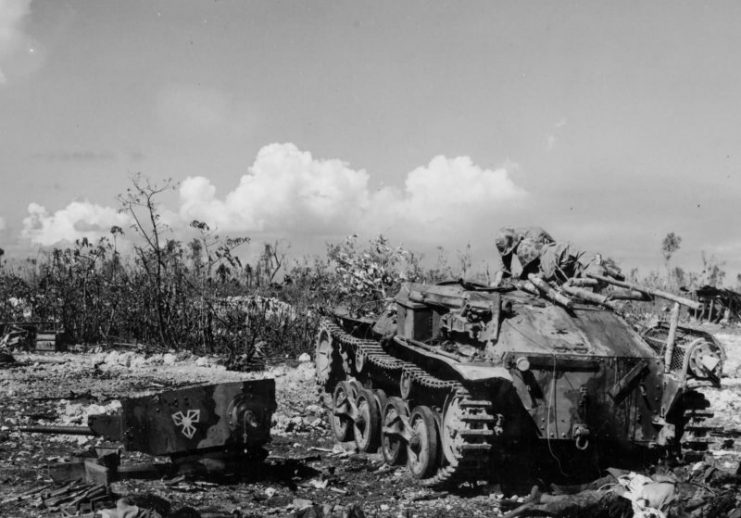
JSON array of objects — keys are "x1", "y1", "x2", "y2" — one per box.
[{"x1": 315, "y1": 274, "x2": 724, "y2": 487}]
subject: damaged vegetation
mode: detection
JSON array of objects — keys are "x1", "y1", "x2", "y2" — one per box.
[{"x1": 2, "y1": 180, "x2": 741, "y2": 517}]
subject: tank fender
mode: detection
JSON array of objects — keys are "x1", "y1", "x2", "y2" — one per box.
[
  {"x1": 659, "y1": 373, "x2": 684, "y2": 419},
  {"x1": 449, "y1": 365, "x2": 512, "y2": 382}
]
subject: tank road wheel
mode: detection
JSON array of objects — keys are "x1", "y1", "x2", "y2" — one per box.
[
  {"x1": 331, "y1": 381, "x2": 355, "y2": 442},
  {"x1": 441, "y1": 395, "x2": 465, "y2": 467},
  {"x1": 400, "y1": 370, "x2": 413, "y2": 399},
  {"x1": 354, "y1": 389, "x2": 381, "y2": 452},
  {"x1": 355, "y1": 348, "x2": 367, "y2": 373},
  {"x1": 374, "y1": 389, "x2": 388, "y2": 413},
  {"x1": 346, "y1": 379, "x2": 362, "y2": 400},
  {"x1": 315, "y1": 323, "x2": 343, "y2": 392},
  {"x1": 382, "y1": 397, "x2": 409, "y2": 465},
  {"x1": 407, "y1": 406, "x2": 440, "y2": 479}
]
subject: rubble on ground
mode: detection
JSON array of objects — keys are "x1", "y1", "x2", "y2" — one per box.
[{"x1": 1, "y1": 331, "x2": 741, "y2": 517}]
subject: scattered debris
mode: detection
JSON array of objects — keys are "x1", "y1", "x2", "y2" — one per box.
[
  {"x1": 0, "y1": 350, "x2": 16, "y2": 366},
  {"x1": 3, "y1": 336, "x2": 741, "y2": 517}
]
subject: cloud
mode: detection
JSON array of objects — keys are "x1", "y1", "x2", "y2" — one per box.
[
  {"x1": 0, "y1": 0, "x2": 42, "y2": 84},
  {"x1": 0, "y1": 216, "x2": 5, "y2": 231},
  {"x1": 22, "y1": 201, "x2": 132, "y2": 246},
  {"x1": 179, "y1": 143, "x2": 527, "y2": 242},
  {"x1": 179, "y1": 143, "x2": 371, "y2": 233},
  {"x1": 21, "y1": 144, "x2": 528, "y2": 248},
  {"x1": 366, "y1": 156, "x2": 527, "y2": 241}
]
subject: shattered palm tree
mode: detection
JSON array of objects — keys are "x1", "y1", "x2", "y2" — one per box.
[{"x1": 315, "y1": 275, "x2": 723, "y2": 488}]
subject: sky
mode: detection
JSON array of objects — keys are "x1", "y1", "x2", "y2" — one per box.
[{"x1": 0, "y1": 0, "x2": 740, "y2": 282}]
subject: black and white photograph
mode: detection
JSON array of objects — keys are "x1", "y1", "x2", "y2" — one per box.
[{"x1": 1, "y1": 1, "x2": 741, "y2": 517}]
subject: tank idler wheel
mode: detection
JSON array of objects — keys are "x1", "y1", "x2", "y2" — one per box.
[
  {"x1": 354, "y1": 388, "x2": 382, "y2": 452},
  {"x1": 315, "y1": 325, "x2": 342, "y2": 391},
  {"x1": 330, "y1": 381, "x2": 356, "y2": 442},
  {"x1": 374, "y1": 389, "x2": 388, "y2": 413},
  {"x1": 346, "y1": 379, "x2": 362, "y2": 400},
  {"x1": 441, "y1": 395, "x2": 465, "y2": 466},
  {"x1": 382, "y1": 397, "x2": 410, "y2": 465},
  {"x1": 407, "y1": 405, "x2": 440, "y2": 479}
]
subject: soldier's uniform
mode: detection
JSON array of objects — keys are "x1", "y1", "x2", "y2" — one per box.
[
  {"x1": 538, "y1": 242, "x2": 584, "y2": 283},
  {"x1": 495, "y1": 226, "x2": 555, "y2": 280},
  {"x1": 539, "y1": 243, "x2": 623, "y2": 286},
  {"x1": 494, "y1": 226, "x2": 623, "y2": 286}
]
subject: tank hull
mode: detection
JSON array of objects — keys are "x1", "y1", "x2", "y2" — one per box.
[{"x1": 316, "y1": 282, "x2": 720, "y2": 487}]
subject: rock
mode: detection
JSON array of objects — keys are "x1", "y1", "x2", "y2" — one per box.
[
  {"x1": 119, "y1": 351, "x2": 135, "y2": 367},
  {"x1": 305, "y1": 404, "x2": 323, "y2": 415},
  {"x1": 298, "y1": 353, "x2": 311, "y2": 363},
  {"x1": 146, "y1": 354, "x2": 164, "y2": 366},
  {"x1": 163, "y1": 353, "x2": 177, "y2": 365},
  {"x1": 285, "y1": 416, "x2": 304, "y2": 432},
  {"x1": 0, "y1": 351, "x2": 16, "y2": 365},
  {"x1": 195, "y1": 356, "x2": 211, "y2": 367},
  {"x1": 120, "y1": 493, "x2": 172, "y2": 516},
  {"x1": 298, "y1": 362, "x2": 316, "y2": 380},
  {"x1": 130, "y1": 355, "x2": 146, "y2": 369},
  {"x1": 292, "y1": 498, "x2": 313, "y2": 510},
  {"x1": 342, "y1": 504, "x2": 366, "y2": 518},
  {"x1": 169, "y1": 507, "x2": 202, "y2": 517},
  {"x1": 270, "y1": 366, "x2": 287, "y2": 377},
  {"x1": 104, "y1": 351, "x2": 120, "y2": 366},
  {"x1": 308, "y1": 478, "x2": 329, "y2": 489}
]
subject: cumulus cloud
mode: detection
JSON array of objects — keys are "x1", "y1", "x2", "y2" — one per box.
[
  {"x1": 180, "y1": 143, "x2": 370, "y2": 233},
  {"x1": 22, "y1": 201, "x2": 132, "y2": 246},
  {"x1": 179, "y1": 143, "x2": 527, "y2": 242},
  {"x1": 0, "y1": 0, "x2": 41, "y2": 84},
  {"x1": 369, "y1": 155, "x2": 527, "y2": 237},
  {"x1": 21, "y1": 145, "x2": 528, "y2": 247}
]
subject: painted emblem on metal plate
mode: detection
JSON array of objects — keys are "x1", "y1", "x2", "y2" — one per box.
[{"x1": 171, "y1": 409, "x2": 201, "y2": 439}]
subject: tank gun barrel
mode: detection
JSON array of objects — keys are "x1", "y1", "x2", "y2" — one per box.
[
  {"x1": 17, "y1": 424, "x2": 96, "y2": 436},
  {"x1": 586, "y1": 273, "x2": 700, "y2": 310}
]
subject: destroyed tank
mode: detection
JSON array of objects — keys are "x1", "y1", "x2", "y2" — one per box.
[{"x1": 315, "y1": 274, "x2": 724, "y2": 487}]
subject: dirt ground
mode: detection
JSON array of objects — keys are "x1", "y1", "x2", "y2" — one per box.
[{"x1": 2, "y1": 331, "x2": 741, "y2": 517}]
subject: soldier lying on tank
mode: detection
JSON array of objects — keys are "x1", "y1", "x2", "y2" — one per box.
[
  {"x1": 493, "y1": 226, "x2": 555, "y2": 282},
  {"x1": 537, "y1": 241, "x2": 583, "y2": 283}
]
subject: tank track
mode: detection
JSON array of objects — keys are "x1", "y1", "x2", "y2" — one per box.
[{"x1": 320, "y1": 318, "x2": 496, "y2": 487}]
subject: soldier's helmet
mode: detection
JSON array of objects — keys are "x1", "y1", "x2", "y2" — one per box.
[
  {"x1": 517, "y1": 237, "x2": 542, "y2": 268},
  {"x1": 495, "y1": 228, "x2": 519, "y2": 257}
]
